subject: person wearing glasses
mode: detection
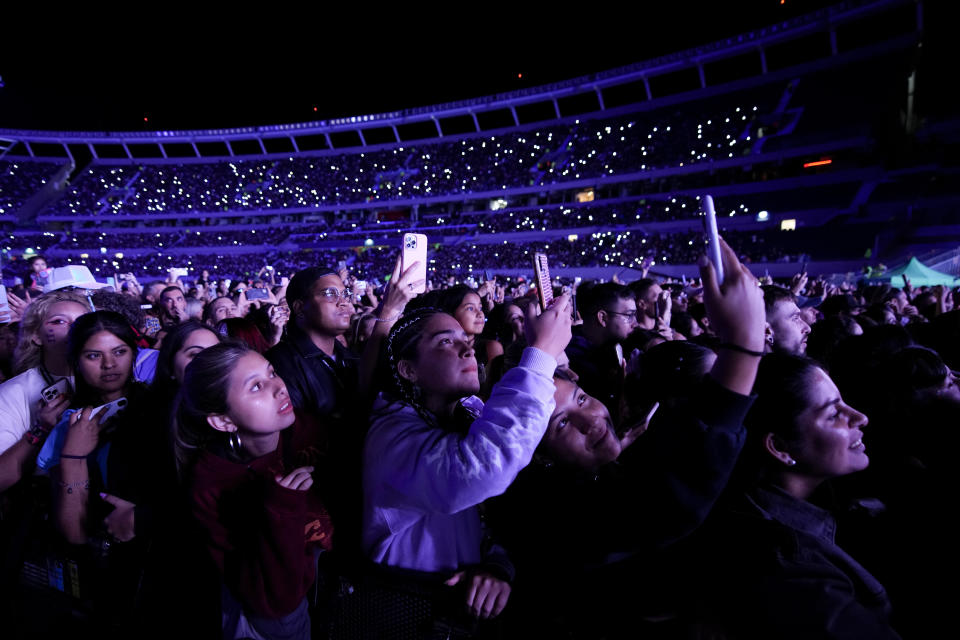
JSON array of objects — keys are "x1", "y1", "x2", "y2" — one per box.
[
  {"x1": 565, "y1": 282, "x2": 638, "y2": 424},
  {"x1": 265, "y1": 267, "x2": 359, "y2": 419},
  {"x1": 266, "y1": 260, "x2": 423, "y2": 564}
]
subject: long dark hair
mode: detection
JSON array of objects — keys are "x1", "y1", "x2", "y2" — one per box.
[
  {"x1": 67, "y1": 310, "x2": 140, "y2": 408},
  {"x1": 150, "y1": 320, "x2": 221, "y2": 404},
  {"x1": 172, "y1": 341, "x2": 253, "y2": 475},
  {"x1": 482, "y1": 302, "x2": 521, "y2": 346},
  {"x1": 735, "y1": 353, "x2": 823, "y2": 488},
  {"x1": 414, "y1": 285, "x2": 475, "y2": 315}
]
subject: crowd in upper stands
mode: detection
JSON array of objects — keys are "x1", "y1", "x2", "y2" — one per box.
[
  {"x1": 0, "y1": 161, "x2": 65, "y2": 215},
  {"x1": 33, "y1": 95, "x2": 768, "y2": 218}
]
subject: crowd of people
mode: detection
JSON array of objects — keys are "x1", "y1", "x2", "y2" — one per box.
[
  {"x1": 0, "y1": 230, "x2": 950, "y2": 639},
  {"x1": 0, "y1": 30, "x2": 942, "y2": 639},
  {"x1": 0, "y1": 161, "x2": 65, "y2": 215},
  {"x1": 4, "y1": 226, "x2": 799, "y2": 288},
  {"x1": 30, "y1": 95, "x2": 767, "y2": 219}
]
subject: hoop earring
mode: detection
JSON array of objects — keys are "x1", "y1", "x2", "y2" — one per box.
[{"x1": 227, "y1": 431, "x2": 242, "y2": 456}]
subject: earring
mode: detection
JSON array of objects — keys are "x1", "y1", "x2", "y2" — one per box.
[
  {"x1": 227, "y1": 431, "x2": 242, "y2": 456},
  {"x1": 411, "y1": 384, "x2": 422, "y2": 401},
  {"x1": 785, "y1": 457, "x2": 796, "y2": 467}
]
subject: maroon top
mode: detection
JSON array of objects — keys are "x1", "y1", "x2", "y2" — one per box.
[{"x1": 189, "y1": 411, "x2": 334, "y2": 618}]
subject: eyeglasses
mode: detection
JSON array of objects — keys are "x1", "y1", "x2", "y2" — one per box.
[
  {"x1": 604, "y1": 309, "x2": 638, "y2": 322},
  {"x1": 317, "y1": 287, "x2": 353, "y2": 302}
]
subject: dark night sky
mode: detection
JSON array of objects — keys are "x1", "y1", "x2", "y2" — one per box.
[{"x1": 0, "y1": 2, "x2": 877, "y2": 132}]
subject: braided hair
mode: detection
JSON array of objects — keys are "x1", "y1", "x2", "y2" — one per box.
[{"x1": 383, "y1": 307, "x2": 444, "y2": 428}]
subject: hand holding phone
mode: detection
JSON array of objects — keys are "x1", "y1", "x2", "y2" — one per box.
[
  {"x1": 401, "y1": 233, "x2": 428, "y2": 295},
  {"x1": 90, "y1": 397, "x2": 129, "y2": 426},
  {"x1": 61, "y1": 405, "x2": 110, "y2": 458},
  {"x1": 144, "y1": 316, "x2": 161, "y2": 336},
  {"x1": 246, "y1": 288, "x2": 270, "y2": 300},
  {"x1": 38, "y1": 381, "x2": 72, "y2": 431},
  {"x1": 41, "y1": 379, "x2": 70, "y2": 404},
  {"x1": 524, "y1": 292, "x2": 573, "y2": 360}
]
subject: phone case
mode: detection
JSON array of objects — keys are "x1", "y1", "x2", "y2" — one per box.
[
  {"x1": 402, "y1": 233, "x2": 428, "y2": 294},
  {"x1": 533, "y1": 253, "x2": 553, "y2": 310}
]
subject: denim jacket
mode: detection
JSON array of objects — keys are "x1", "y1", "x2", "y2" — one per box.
[{"x1": 703, "y1": 484, "x2": 902, "y2": 639}]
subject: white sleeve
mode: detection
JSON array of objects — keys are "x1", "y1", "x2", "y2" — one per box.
[
  {"x1": 368, "y1": 347, "x2": 557, "y2": 515},
  {"x1": 0, "y1": 376, "x2": 33, "y2": 455}
]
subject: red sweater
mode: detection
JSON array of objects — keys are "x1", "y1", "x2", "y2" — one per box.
[{"x1": 189, "y1": 412, "x2": 334, "y2": 618}]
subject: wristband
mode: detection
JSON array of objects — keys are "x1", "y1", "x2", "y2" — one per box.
[
  {"x1": 60, "y1": 453, "x2": 89, "y2": 460},
  {"x1": 718, "y1": 343, "x2": 764, "y2": 358},
  {"x1": 23, "y1": 423, "x2": 52, "y2": 447}
]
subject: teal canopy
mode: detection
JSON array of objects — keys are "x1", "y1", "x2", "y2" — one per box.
[{"x1": 874, "y1": 257, "x2": 959, "y2": 287}]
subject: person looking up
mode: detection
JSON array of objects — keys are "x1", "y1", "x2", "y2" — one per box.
[{"x1": 265, "y1": 267, "x2": 357, "y2": 418}]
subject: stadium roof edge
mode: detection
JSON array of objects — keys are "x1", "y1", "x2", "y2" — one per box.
[{"x1": 0, "y1": 0, "x2": 914, "y2": 151}]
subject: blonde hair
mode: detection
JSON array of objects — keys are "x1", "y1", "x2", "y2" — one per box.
[{"x1": 13, "y1": 289, "x2": 90, "y2": 375}]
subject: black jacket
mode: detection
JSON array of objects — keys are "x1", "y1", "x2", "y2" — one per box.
[
  {"x1": 487, "y1": 377, "x2": 753, "y2": 637},
  {"x1": 265, "y1": 324, "x2": 358, "y2": 419}
]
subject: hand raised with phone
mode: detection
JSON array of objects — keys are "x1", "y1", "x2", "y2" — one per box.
[
  {"x1": 525, "y1": 292, "x2": 574, "y2": 360},
  {"x1": 700, "y1": 237, "x2": 765, "y2": 354}
]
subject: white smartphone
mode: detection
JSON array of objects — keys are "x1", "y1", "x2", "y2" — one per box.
[
  {"x1": 41, "y1": 379, "x2": 71, "y2": 404},
  {"x1": 402, "y1": 233, "x2": 428, "y2": 294},
  {"x1": 89, "y1": 397, "x2": 128, "y2": 425},
  {"x1": 703, "y1": 195, "x2": 724, "y2": 285}
]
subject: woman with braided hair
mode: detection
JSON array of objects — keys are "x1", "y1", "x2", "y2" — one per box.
[{"x1": 362, "y1": 293, "x2": 574, "y2": 622}]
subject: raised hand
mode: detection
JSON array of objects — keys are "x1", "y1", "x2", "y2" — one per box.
[
  {"x1": 700, "y1": 237, "x2": 765, "y2": 395},
  {"x1": 6, "y1": 290, "x2": 30, "y2": 323},
  {"x1": 379, "y1": 254, "x2": 426, "y2": 323},
  {"x1": 700, "y1": 237, "x2": 765, "y2": 353},
  {"x1": 525, "y1": 292, "x2": 574, "y2": 360}
]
